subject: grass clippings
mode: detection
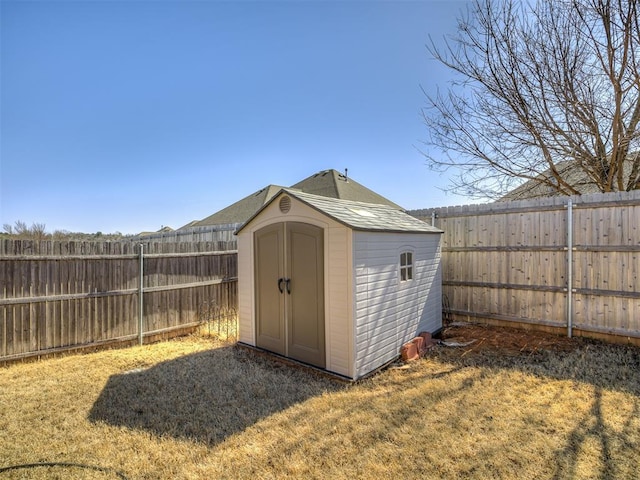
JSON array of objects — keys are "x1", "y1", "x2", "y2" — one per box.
[{"x1": 1, "y1": 325, "x2": 639, "y2": 479}]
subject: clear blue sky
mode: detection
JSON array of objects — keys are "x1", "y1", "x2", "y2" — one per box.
[{"x1": 1, "y1": 0, "x2": 471, "y2": 235}]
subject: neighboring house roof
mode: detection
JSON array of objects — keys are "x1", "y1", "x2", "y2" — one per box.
[
  {"x1": 290, "y1": 169, "x2": 403, "y2": 209},
  {"x1": 177, "y1": 220, "x2": 200, "y2": 230},
  {"x1": 138, "y1": 226, "x2": 174, "y2": 236},
  {"x1": 237, "y1": 189, "x2": 442, "y2": 234},
  {"x1": 192, "y1": 185, "x2": 285, "y2": 227},
  {"x1": 187, "y1": 169, "x2": 403, "y2": 228},
  {"x1": 500, "y1": 156, "x2": 640, "y2": 201}
]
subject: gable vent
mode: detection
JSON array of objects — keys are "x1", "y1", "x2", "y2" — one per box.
[{"x1": 279, "y1": 196, "x2": 291, "y2": 213}]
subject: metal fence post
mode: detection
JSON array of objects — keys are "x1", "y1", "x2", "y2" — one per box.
[
  {"x1": 566, "y1": 200, "x2": 573, "y2": 338},
  {"x1": 139, "y1": 243, "x2": 144, "y2": 345}
]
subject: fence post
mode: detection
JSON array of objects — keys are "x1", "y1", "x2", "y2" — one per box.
[
  {"x1": 139, "y1": 243, "x2": 144, "y2": 345},
  {"x1": 566, "y1": 200, "x2": 573, "y2": 338}
]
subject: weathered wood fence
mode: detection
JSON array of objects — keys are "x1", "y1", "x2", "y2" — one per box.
[
  {"x1": 0, "y1": 239, "x2": 238, "y2": 362},
  {"x1": 134, "y1": 224, "x2": 241, "y2": 244},
  {"x1": 3, "y1": 189, "x2": 638, "y2": 361},
  {"x1": 415, "y1": 190, "x2": 640, "y2": 343}
]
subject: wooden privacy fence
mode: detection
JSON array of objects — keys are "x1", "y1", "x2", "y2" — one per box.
[
  {"x1": 0, "y1": 239, "x2": 238, "y2": 362},
  {"x1": 417, "y1": 190, "x2": 640, "y2": 343},
  {"x1": 133, "y1": 223, "x2": 241, "y2": 244}
]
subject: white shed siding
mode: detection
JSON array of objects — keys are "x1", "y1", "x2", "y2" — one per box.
[
  {"x1": 396, "y1": 249, "x2": 442, "y2": 343},
  {"x1": 237, "y1": 232, "x2": 254, "y2": 345},
  {"x1": 353, "y1": 231, "x2": 442, "y2": 378},
  {"x1": 325, "y1": 226, "x2": 352, "y2": 377}
]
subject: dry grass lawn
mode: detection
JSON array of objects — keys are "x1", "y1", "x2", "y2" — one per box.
[{"x1": 1, "y1": 324, "x2": 639, "y2": 479}]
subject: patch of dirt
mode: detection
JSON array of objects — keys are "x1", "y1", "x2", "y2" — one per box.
[{"x1": 436, "y1": 322, "x2": 580, "y2": 358}]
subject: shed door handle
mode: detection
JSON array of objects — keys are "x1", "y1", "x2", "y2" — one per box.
[{"x1": 278, "y1": 278, "x2": 284, "y2": 294}]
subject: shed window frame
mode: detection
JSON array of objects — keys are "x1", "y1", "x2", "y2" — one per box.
[{"x1": 399, "y1": 250, "x2": 414, "y2": 283}]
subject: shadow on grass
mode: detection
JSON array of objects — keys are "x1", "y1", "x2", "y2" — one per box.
[
  {"x1": 432, "y1": 331, "x2": 640, "y2": 480},
  {"x1": 433, "y1": 335, "x2": 640, "y2": 396},
  {"x1": 88, "y1": 345, "x2": 344, "y2": 446}
]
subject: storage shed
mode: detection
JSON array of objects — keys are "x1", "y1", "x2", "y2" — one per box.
[{"x1": 236, "y1": 189, "x2": 443, "y2": 380}]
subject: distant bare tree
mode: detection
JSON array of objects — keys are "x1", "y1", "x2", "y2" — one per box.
[
  {"x1": 421, "y1": 0, "x2": 640, "y2": 199},
  {"x1": 2, "y1": 220, "x2": 133, "y2": 241},
  {"x1": 1, "y1": 220, "x2": 48, "y2": 239},
  {"x1": 30, "y1": 222, "x2": 47, "y2": 241},
  {"x1": 13, "y1": 220, "x2": 29, "y2": 236}
]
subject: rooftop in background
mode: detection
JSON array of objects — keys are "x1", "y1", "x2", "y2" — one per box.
[
  {"x1": 499, "y1": 156, "x2": 640, "y2": 202},
  {"x1": 184, "y1": 169, "x2": 404, "y2": 228},
  {"x1": 290, "y1": 169, "x2": 403, "y2": 210},
  {"x1": 137, "y1": 225, "x2": 175, "y2": 237},
  {"x1": 182, "y1": 185, "x2": 285, "y2": 229}
]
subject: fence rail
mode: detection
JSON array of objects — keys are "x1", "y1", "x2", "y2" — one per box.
[
  {"x1": 1, "y1": 239, "x2": 238, "y2": 362},
  {"x1": 414, "y1": 189, "x2": 640, "y2": 343}
]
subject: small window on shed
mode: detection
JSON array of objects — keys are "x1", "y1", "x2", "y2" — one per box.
[{"x1": 400, "y1": 251, "x2": 413, "y2": 282}]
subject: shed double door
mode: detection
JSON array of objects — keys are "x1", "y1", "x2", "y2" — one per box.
[{"x1": 254, "y1": 222, "x2": 325, "y2": 368}]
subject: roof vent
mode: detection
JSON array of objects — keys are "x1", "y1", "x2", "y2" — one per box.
[{"x1": 279, "y1": 196, "x2": 291, "y2": 214}]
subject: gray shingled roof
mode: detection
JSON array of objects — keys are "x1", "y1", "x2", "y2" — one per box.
[
  {"x1": 290, "y1": 169, "x2": 403, "y2": 209},
  {"x1": 192, "y1": 185, "x2": 285, "y2": 227},
  {"x1": 500, "y1": 156, "x2": 640, "y2": 201},
  {"x1": 237, "y1": 189, "x2": 442, "y2": 234},
  {"x1": 185, "y1": 169, "x2": 404, "y2": 228}
]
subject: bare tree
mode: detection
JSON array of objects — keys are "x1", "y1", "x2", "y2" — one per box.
[
  {"x1": 1, "y1": 220, "x2": 48, "y2": 239},
  {"x1": 2, "y1": 221, "x2": 129, "y2": 240},
  {"x1": 13, "y1": 220, "x2": 29, "y2": 236},
  {"x1": 421, "y1": 0, "x2": 640, "y2": 199},
  {"x1": 30, "y1": 222, "x2": 47, "y2": 241}
]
